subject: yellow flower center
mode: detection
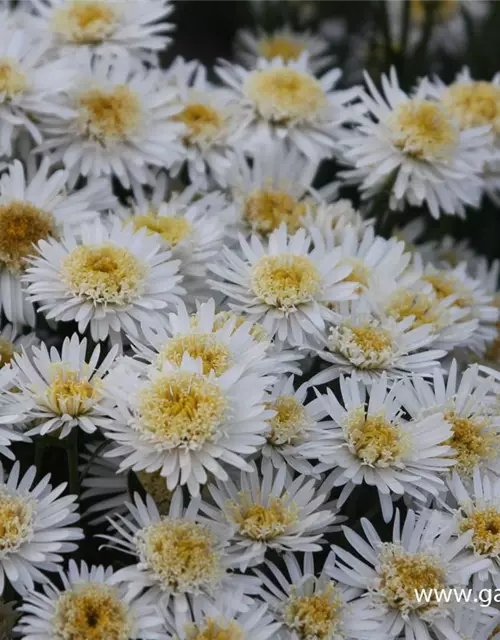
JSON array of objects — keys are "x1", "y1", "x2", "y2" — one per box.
[
  {"x1": 460, "y1": 506, "x2": 500, "y2": 556},
  {"x1": 52, "y1": 584, "x2": 130, "y2": 640},
  {"x1": 52, "y1": 1, "x2": 117, "y2": 44},
  {"x1": 136, "y1": 470, "x2": 173, "y2": 515},
  {"x1": 227, "y1": 493, "x2": 299, "y2": 541},
  {"x1": 0, "y1": 201, "x2": 57, "y2": 273},
  {"x1": 283, "y1": 584, "x2": 343, "y2": 640},
  {"x1": 61, "y1": 244, "x2": 146, "y2": 305},
  {"x1": 186, "y1": 618, "x2": 244, "y2": 640},
  {"x1": 0, "y1": 490, "x2": 33, "y2": 555},
  {"x1": 345, "y1": 407, "x2": 406, "y2": 466},
  {"x1": 251, "y1": 254, "x2": 322, "y2": 311},
  {"x1": 137, "y1": 371, "x2": 226, "y2": 449},
  {"x1": 135, "y1": 519, "x2": 223, "y2": 593},
  {"x1": 266, "y1": 395, "x2": 308, "y2": 446},
  {"x1": 445, "y1": 411, "x2": 497, "y2": 476},
  {"x1": 331, "y1": 323, "x2": 396, "y2": 370},
  {"x1": 424, "y1": 273, "x2": 471, "y2": 308},
  {"x1": 442, "y1": 81, "x2": 500, "y2": 134},
  {"x1": 0, "y1": 58, "x2": 27, "y2": 99},
  {"x1": 78, "y1": 85, "x2": 141, "y2": 143},
  {"x1": 257, "y1": 35, "x2": 306, "y2": 62},
  {"x1": 0, "y1": 338, "x2": 15, "y2": 368},
  {"x1": 411, "y1": 0, "x2": 459, "y2": 25},
  {"x1": 378, "y1": 545, "x2": 446, "y2": 614},
  {"x1": 385, "y1": 290, "x2": 440, "y2": 330},
  {"x1": 244, "y1": 189, "x2": 307, "y2": 235},
  {"x1": 212, "y1": 312, "x2": 269, "y2": 343},
  {"x1": 243, "y1": 68, "x2": 327, "y2": 123},
  {"x1": 129, "y1": 214, "x2": 192, "y2": 248},
  {"x1": 172, "y1": 103, "x2": 223, "y2": 144},
  {"x1": 44, "y1": 367, "x2": 99, "y2": 416},
  {"x1": 387, "y1": 100, "x2": 459, "y2": 160},
  {"x1": 158, "y1": 334, "x2": 232, "y2": 376},
  {"x1": 340, "y1": 258, "x2": 370, "y2": 292}
]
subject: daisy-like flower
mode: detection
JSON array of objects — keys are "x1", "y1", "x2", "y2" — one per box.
[
  {"x1": 104, "y1": 491, "x2": 259, "y2": 628},
  {"x1": 436, "y1": 602, "x2": 500, "y2": 640},
  {"x1": 315, "y1": 373, "x2": 454, "y2": 522},
  {"x1": 262, "y1": 375, "x2": 329, "y2": 475},
  {"x1": 199, "y1": 458, "x2": 339, "y2": 570},
  {"x1": 0, "y1": 324, "x2": 38, "y2": 369},
  {"x1": 235, "y1": 26, "x2": 333, "y2": 73},
  {"x1": 12, "y1": 333, "x2": 119, "y2": 438},
  {"x1": 166, "y1": 61, "x2": 243, "y2": 188},
  {"x1": 163, "y1": 594, "x2": 280, "y2": 640},
  {"x1": 216, "y1": 53, "x2": 358, "y2": 161},
  {"x1": 0, "y1": 461, "x2": 83, "y2": 596},
  {"x1": 339, "y1": 68, "x2": 492, "y2": 218},
  {"x1": 209, "y1": 224, "x2": 357, "y2": 349},
  {"x1": 0, "y1": 364, "x2": 29, "y2": 460},
  {"x1": 397, "y1": 361, "x2": 500, "y2": 480},
  {"x1": 330, "y1": 509, "x2": 491, "y2": 640},
  {"x1": 303, "y1": 198, "x2": 371, "y2": 238},
  {"x1": 101, "y1": 353, "x2": 272, "y2": 497},
  {"x1": 0, "y1": 158, "x2": 113, "y2": 326},
  {"x1": 15, "y1": 559, "x2": 167, "y2": 639},
  {"x1": 255, "y1": 552, "x2": 385, "y2": 640},
  {"x1": 314, "y1": 297, "x2": 446, "y2": 385},
  {"x1": 38, "y1": 53, "x2": 184, "y2": 189},
  {"x1": 30, "y1": 0, "x2": 174, "y2": 62},
  {"x1": 0, "y1": 24, "x2": 77, "y2": 156},
  {"x1": 23, "y1": 218, "x2": 184, "y2": 341}
]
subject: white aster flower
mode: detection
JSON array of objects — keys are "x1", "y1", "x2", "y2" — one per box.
[
  {"x1": 38, "y1": 53, "x2": 184, "y2": 188},
  {"x1": 104, "y1": 491, "x2": 259, "y2": 629},
  {"x1": 0, "y1": 364, "x2": 29, "y2": 460},
  {"x1": 437, "y1": 601, "x2": 500, "y2": 640},
  {"x1": 29, "y1": 0, "x2": 174, "y2": 62},
  {"x1": 216, "y1": 53, "x2": 358, "y2": 161},
  {"x1": 255, "y1": 552, "x2": 385, "y2": 640},
  {"x1": 339, "y1": 67, "x2": 492, "y2": 218},
  {"x1": 12, "y1": 333, "x2": 119, "y2": 438},
  {"x1": 0, "y1": 25, "x2": 76, "y2": 155},
  {"x1": 23, "y1": 217, "x2": 184, "y2": 341},
  {"x1": 15, "y1": 559, "x2": 167, "y2": 639},
  {"x1": 330, "y1": 509, "x2": 491, "y2": 640},
  {"x1": 314, "y1": 297, "x2": 446, "y2": 384},
  {"x1": 0, "y1": 461, "x2": 83, "y2": 596},
  {"x1": 209, "y1": 224, "x2": 357, "y2": 349},
  {"x1": 0, "y1": 324, "x2": 38, "y2": 369},
  {"x1": 235, "y1": 26, "x2": 333, "y2": 73},
  {"x1": 314, "y1": 373, "x2": 454, "y2": 522},
  {"x1": 101, "y1": 354, "x2": 272, "y2": 497},
  {"x1": 0, "y1": 158, "x2": 113, "y2": 326},
  {"x1": 302, "y1": 198, "x2": 372, "y2": 238},
  {"x1": 199, "y1": 458, "x2": 340, "y2": 570}
]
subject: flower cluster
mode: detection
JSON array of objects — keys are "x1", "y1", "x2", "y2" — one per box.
[{"x1": 1, "y1": 1, "x2": 500, "y2": 639}]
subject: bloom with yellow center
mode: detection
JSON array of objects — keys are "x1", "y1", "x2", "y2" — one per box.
[
  {"x1": 258, "y1": 36, "x2": 306, "y2": 62},
  {"x1": 385, "y1": 290, "x2": 441, "y2": 330},
  {"x1": 185, "y1": 618, "x2": 244, "y2": 640},
  {"x1": 129, "y1": 213, "x2": 193, "y2": 248},
  {"x1": 442, "y1": 80, "x2": 500, "y2": 135},
  {"x1": 282, "y1": 583, "x2": 344, "y2": 640},
  {"x1": 157, "y1": 334, "x2": 232, "y2": 376},
  {"x1": 243, "y1": 189, "x2": 308, "y2": 235},
  {"x1": 445, "y1": 410, "x2": 497, "y2": 477},
  {"x1": 459, "y1": 505, "x2": 500, "y2": 556},
  {"x1": 0, "y1": 58, "x2": 27, "y2": 100},
  {"x1": 329, "y1": 322, "x2": 397, "y2": 371},
  {"x1": 0, "y1": 489, "x2": 34, "y2": 558},
  {"x1": 227, "y1": 494, "x2": 300, "y2": 542},
  {"x1": 51, "y1": 1, "x2": 118, "y2": 45},
  {"x1": 267, "y1": 395, "x2": 309, "y2": 447},
  {"x1": 173, "y1": 103, "x2": 223, "y2": 146}
]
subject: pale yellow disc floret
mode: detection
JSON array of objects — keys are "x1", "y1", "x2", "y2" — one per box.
[
  {"x1": 423, "y1": 273, "x2": 472, "y2": 308},
  {"x1": 387, "y1": 100, "x2": 459, "y2": 161},
  {"x1": 385, "y1": 290, "x2": 441, "y2": 330},
  {"x1": 172, "y1": 103, "x2": 223, "y2": 145},
  {"x1": 330, "y1": 322, "x2": 397, "y2": 370},
  {"x1": 445, "y1": 410, "x2": 497, "y2": 476},
  {"x1": 43, "y1": 366, "x2": 100, "y2": 417},
  {"x1": 158, "y1": 334, "x2": 232, "y2": 376},
  {"x1": 283, "y1": 583, "x2": 344, "y2": 640},
  {"x1": 460, "y1": 505, "x2": 500, "y2": 556},
  {"x1": 185, "y1": 618, "x2": 244, "y2": 640},
  {"x1": 244, "y1": 189, "x2": 307, "y2": 235},
  {"x1": 0, "y1": 489, "x2": 34, "y2": 557},
  {"x1": 442, "y1": 81, "x2": 500, "y2": 134},
  {"x1": 129, "y1": 213, "x2": 192, "y2": 248},
  {"x1": 135, "y1": 518, "x2": 224, "y2": 593},
  {"x1": 251, "y1": 254, "x2": 322, "y2": 311},
  {"x1": 244, "y1": 68, "x2": 327, "y2": 123},
  {"x1": 61, "y1": 244, "x2": 147, "y2": 305},
  {"x1": 0, "y1": 201, "x2": 57, "y2": 273},
  {"x1": 77, "y1": 85, "x2": 141, "y2": 143},
  {"x1": 0, "y1": 58, "x2": 27, "y2": 99},
  {"x1": 257, "y1": 35, "x2": 306, "y2": 62},
  {"x1": 226, "y1": 492, "x2": 299, "y2": 541},
  {"x1": 266, "y1": 395, "x2": 310, "y2": 446},
  {"x1": 52, "y1": 583, "x2": 131, "y2": 640},
  {"x1": 51, "y1": 1, "x2": 118, "y2": 44}
]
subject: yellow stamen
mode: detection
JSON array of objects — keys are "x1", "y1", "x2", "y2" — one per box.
[
  {"x1": 0, "y1": 58, "x2": 27, "y2": 98},
  {"x1": 244, "y1": 189, "x2": 307, "y2": 235},
  {"x1": 44, "y1": 367, "x2": 99, "y2": 416},
  {"x1": 385, "y1": 290, "x2": 440, "y2": 329},
  {"x1": 52, "y1": 1, "x2": 117, "y2": 44},
  {"x1": 257, "y1": 35, "x2": 306, "y2": 62},
  {"x1": 345, "y1": 407, "x2": 406, "y2": 466},
  {"x1": 227, "y1": 493, "x2": 299, "y2": 541},
  {"x1": 172, "y1": 103, "x2": 222, "y2": 144},
  {"x1": 78, "y1": 85, "x2": 141, "y2": 143},
  {"x1": 0, "y1": 490, "x2": 33, "y2": 554},
  {"x1": 185, "y1": 618, "x2": 244, "y2": 640},
  {"x1": 283, "y1": 584, "x2": 343, "y2": 640},
  {"x1": 158, "y1": 334, "x2": 232, "y2": 376},
  {"x1": 445, "y1": 410, "x2": 497, "y2": 476},
  {"x1": 442, "y1": 81, "x2": 500, "y2": 134},
  {"x1": 460, "y1": 506, "x2": 500, "y2": 556},
  {"x1": 266, "y1": 395, "x2": 308, "y2": 446},
  {"x1": 129, "y1": 214, "x2": 192, "y2": 248},
  {"x1": 424, "y1": 273, "x2": 471, "y2": 308}
]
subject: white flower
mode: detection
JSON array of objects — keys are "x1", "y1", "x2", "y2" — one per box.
[
  {"x1": 216, "y1": 53, "x2": 358, "y2": 161},
  {"x1": 314, "y1": 373, "x2": 454, "y2": 522},
  {"x1": 314, "y1": 296, "x2": 446, "y2": 385},
  {"x1": 302, "y1": 198, "x2": 372, "y2": 238},
  {"x1": 209, "y1": 224, "x2": 357, "y2": 349},
  {"x1": 199, "y1": 458, "x2": 340, "y2": 570},
  {"x1": 23, "y1": 217, "x2": 184, "y2": 341},
  {"x1": 12, "y1": 333, "x2": 119, "y2": 438},
  {"x1": 0, "y1": 25, "x2": 76, "y2": 155},
  {"x1": 235, "y1": 26, "x2": 333, "y2": 74},
  {"x1": 104, "y1": 491, "x2": 259, "y2": 629},
  {"x1": 436, "y1": 601, "x2": 500, "y2": 640},
  {"x1": 0, "y1": 324, "x2": 38, "y2": 369},
  {"x1": 339, "y1": 68, "x2": 492, "y2": 218},
  {"x1": 15, "y1": 559, "x2": 167, "y2": 639},
  {"x1": 255, "y1": 552, "x2": 386, "y2": 640},
  {"x1": 29, "y1": 0, "x2": 174, "y2": 63},
  {"x1": 0, "y1": 158, "x2": 113, "y2": 326},
  {"x1": 38, "y1": 53, "x2": 184, "y2": 188},
  {"x1": 0, "y1": 461, "x2": 83, "y2": 596},
  {"x1": 100, "y1": 354, "x2": 272, "y2": 497},
  {"x1": 0, "y1": 365, "x2": 29, "y2": 460},
  {"x1": 330, "y1": 509, "x2": 491, "y2": 640}
]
